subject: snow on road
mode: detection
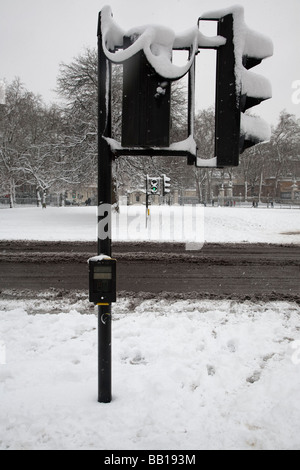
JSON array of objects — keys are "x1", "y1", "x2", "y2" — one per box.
[
  {"x1": 0, "y1": 205, "x2": 299, "y2": 244},
  {"x1": 0, "y1": 295, "x2": 299, "y2": 450}
]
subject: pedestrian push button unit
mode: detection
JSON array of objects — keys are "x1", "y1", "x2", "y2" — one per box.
[{"x1": 88, "y1": 256, "x2": 117, "y2": 304}]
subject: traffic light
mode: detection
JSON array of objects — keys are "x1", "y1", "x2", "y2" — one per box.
[
  {"x1": 212, "y1": 10, "x2": 273, "y2": 167},
  {"x1": 122, "y1": 36, "x2": 171, "y2": 148},
  {"x1": 162, "y1": 174, "x2": 171, "y2": 196},
  {"x1": 146, "y1": 175, "x2": 161, "y2": 195},
  {"x1": 150, "y1": 178, "x2": 160, "y2": 195}
]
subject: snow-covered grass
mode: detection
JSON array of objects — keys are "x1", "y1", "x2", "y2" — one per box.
[
  {"x1": 0, "y1": 295, "x2": 300, "y2": 450},
  {"x1": 0, "y1": 205, "x2": 299, "y2": 244}
]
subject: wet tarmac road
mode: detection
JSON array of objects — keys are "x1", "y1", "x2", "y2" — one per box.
[{"x1": 0, "y1": 241, "x2": 299, "y2": 303}]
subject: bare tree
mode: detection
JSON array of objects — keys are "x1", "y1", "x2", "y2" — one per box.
[
  {"x1": 193, "y1": 107, "x2": 218, "y2": 203},
  {"x1": 0, "y1": 78, "x2": 49, "y2": 207},
  {"x1": 268, "y1": 111, "x2": 300, "y2": 182},
  {"x1": 0, "y1": 78, "x2": 83, "y2": 207},
  {"x1": 237, "y1": 111, "x2": 300, "y2": 201}
]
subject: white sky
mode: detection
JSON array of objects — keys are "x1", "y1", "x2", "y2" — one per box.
[{"x1": 0, "y1": 0, "x2": 300, "y2": 126}]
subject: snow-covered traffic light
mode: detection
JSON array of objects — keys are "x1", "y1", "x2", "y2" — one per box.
[
  {"x1": 209, "y1": 9, "x2": 273, "y2": 167},
  {"x1": 150, "y1": 178, "x2": 160, "y2": 195},
  {"x1": 146, "y1": 175, "x2": 161, "y2": 195},
  {"x1": 162, "y1": 174, "x2": 171, "y2": 196},
  {"x1": 122, "y1": 36, "x2": 171, "y2": 148}
]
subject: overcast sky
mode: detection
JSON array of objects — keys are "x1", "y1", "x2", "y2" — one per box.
[{"x1": 1, "y1": 0, "x2": 300, "y2": 126}]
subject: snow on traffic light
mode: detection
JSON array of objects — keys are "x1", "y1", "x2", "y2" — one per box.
[
  {"x1": 162, "y1": 174, "x2": 171, "y2": 196},
  {"x1": 150, "y1": 178, "x2": 160, "y2": 195},
  {"x1": 146, "y1": 175, "x2": 161, "y2": 195},
  {"x1": 100, "y1": 5, "x2": 273, "y2": 170},
  {"x1": 201, "y1": 6, "x2": 273, "y2": 167}
]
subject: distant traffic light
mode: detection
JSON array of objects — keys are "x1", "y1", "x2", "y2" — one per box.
[
  {"x1": 212, "y1": 12, "x2": 273, "y2": 167},
  {"x1": 146, "y1": 175, "x2": 161, "y2": 196},
  {"x1": 150, "y1": 178, "x2": 160, "y2": 195},
  {"x1": 162, "y1": 174, "x2": 171, "y2": 196}
]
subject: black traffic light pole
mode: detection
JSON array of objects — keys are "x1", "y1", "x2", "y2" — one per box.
[
  {"x1": 146, "y1": 175, "x2": 149, "y2": 228},
  {"x1": 97, "y1": 11, "x2": 113, "y2": 403}
]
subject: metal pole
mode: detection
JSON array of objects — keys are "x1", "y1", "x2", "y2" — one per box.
[
  {"x1": 97, "y1": 11, "x2": 113, "y2": 403},
  {"x1": 98, "y1": 305, "x2": 111, "y2": 403},
  {"x1": 146, "y1": 175, "x2": 149, "y2": 228},
  {"x1": 187, "y1": 46, "x2": 196, "y2": 166}
]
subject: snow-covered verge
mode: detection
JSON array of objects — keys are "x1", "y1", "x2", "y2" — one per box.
[
  {"x1": 0, "y1": 206, "x2": 299, "y2": 244},
  {"x1": 0, "y1": 295, "x2": 300, "y2": 450}
]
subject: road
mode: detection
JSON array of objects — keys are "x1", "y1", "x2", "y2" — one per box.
[{"x1": 0, "y1": 241, "x2": 299, "y2": 303}]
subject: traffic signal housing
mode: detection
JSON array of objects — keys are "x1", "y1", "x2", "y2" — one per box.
[
  {"x1": 211, "y1": 10, "x2": 273, "y2": 167},
  {"x1": 146, "y1": 175, "x2": 161, "y2": 196},
  {"x1": 122, "y1": 36, "x2": 171, "y2": 148},
  {"x1": 162, "y1": 174, "x2": 171, "y2": 196},
  {"x1": 150, "y1": 178, "x2": 160, "y2": 195}
]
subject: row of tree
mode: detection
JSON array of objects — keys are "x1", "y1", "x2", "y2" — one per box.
[
  {"x1": 0, "y1": 73, "x2": 97, "y2": 208},
  {"x1": 0, "y1": 47, "x2": 299, "y2": 207}
]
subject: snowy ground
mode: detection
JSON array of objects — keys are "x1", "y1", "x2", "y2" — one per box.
[
  {"x1": 0, "y1": 206, "x2": 299, "y2": 450},
  {"x1": 0, "y1": 295, "x2": 300, "y2": 450},
  {"x1": 0, "y1": 205, "x2": 299, "y2": 244}
]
